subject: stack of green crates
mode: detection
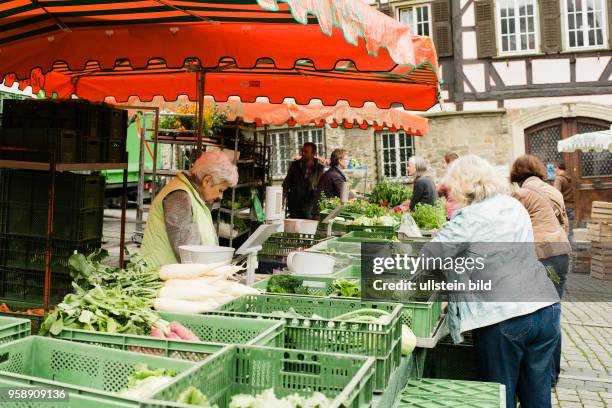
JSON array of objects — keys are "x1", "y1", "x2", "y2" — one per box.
[
  {"x1": 54, "y1": 313, "x2": 285, "y2": 362},
  {"x1": 211, "y1": 294, "x2": 403, "y2": 393},
  {"x1": 394, "y1": 379, "x2": 505, "y2": 407},
  {"x1": 152, "y1": 345, "x2": 376, "y2": 408},
  {"x1": 0, "y1": 169, "x2": 104, "y2": 307},
  {"x1": 1, "y1": 99, "x2": 127, "y2": 163}
]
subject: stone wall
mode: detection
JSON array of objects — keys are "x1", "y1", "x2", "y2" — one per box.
[
  {"x1": 326, "y1": 126, "x2": 379, "y2": 193},
  {"x1": 416, "y1": 110, "x2": 510, "y2": 178},
  {"x1": 271, "y1": 111, "x2": 514, "y2": 190}
]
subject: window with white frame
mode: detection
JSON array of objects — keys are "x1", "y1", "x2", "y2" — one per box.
[
  {"x1": 398, "y1": 5, "x2": 431, "y2": 36},
  {"x1": 270, "y1": 128, "x2": 326, "y2": 179},
  {"x1": 296, "y1": 128, "x2": 325, "y2": 156},
  {"x1": 497, "y1": 0, "x2": 538, "y2": 54},
  {"x1": 378, "y1": 131, "x2": 415, "y2": 181},
  {"x1": 564, "y1": 0, "x2": 607, "y2": 49}
]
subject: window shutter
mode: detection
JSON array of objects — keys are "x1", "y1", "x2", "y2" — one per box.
[
  {"x1": 538, "y1": 0, "x2": 562, "y2": 54},
  {"x1": 378, "y1": 4, "x2": 393, "y2": 17},
  {"x1": 432, "y1": 0, "x2": 453, "y2": 57},
  {"x1": 475, "y1": 0, "x2": 497, "y2": 58},
  {"x1": 608, "y1": 0, "x2": 612, "y2": 48}
]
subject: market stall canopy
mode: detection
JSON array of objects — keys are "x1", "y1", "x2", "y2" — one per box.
[
  {"x1": 557, "y1": 127, "x2": 612, "y2": 153},
  {"x1": 187, "y1": 97, "x2": 428, "y2": 134},
  {"x1": 8, "y1": 50, "x2": 438, "y2": 110},
  {"x1": 0, "y1": 0, "x2": 437, "y2": 78}
]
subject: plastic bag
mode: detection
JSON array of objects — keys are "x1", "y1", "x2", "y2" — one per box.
[{"x1": 397, "y1": 214, "x2": 423, "y2": 238}]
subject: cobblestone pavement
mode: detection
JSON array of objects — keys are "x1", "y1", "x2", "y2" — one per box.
[{"x1": 553, "y1": 272, "x2": 612, "y2": 408}]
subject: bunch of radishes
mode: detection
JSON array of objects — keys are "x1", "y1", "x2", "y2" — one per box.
[
  {"x1": 153, "y1": 262, "x2": 260, "y2": 314},
  {"x1": 151, "y1": 321, "x2": 199, "y2": 341}
]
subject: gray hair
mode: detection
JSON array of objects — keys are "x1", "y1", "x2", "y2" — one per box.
[
  {"x1": 408, "y1": 156, "x2": 429, "y2": 179},
  {"x1": 191, "y1": 150, "x2": 239, "y2": 186},
  {"x1": 441, "y1": 154, "x2": 510, "y2": 208}
]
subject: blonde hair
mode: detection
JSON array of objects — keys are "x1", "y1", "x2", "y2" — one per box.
[
  {"x1": 441, "y1": 155, "x2": 509, "y2": 208},
  {"x1": 191, "y1": 150, "x2": 239, "y2": 186}
]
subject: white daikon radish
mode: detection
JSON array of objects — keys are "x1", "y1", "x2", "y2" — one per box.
[
  {"x1": 217, "y1": 281, "x2": 261, "y2": 297},
  {"x1": 204, "y1": 264, "x2": 246, "y2": 278},
  {"x1": 159, "y1": 262, "x2": 227, "y2": 280},
  {"x1": 158, "y1": 285, "x2": 223, "y2": 301},
  {"x1": 163, "y1": 276, "x2": 224, "y2": 287},
  {"x1": 154, "y1": 298, "x2": 218, "y2": 314}
]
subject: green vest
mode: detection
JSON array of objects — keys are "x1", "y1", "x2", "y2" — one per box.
[{"x1": 141, "y1": 173, "x2": 217, "y2": 267}]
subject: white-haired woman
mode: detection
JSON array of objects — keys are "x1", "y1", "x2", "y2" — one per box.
[
  {"x1": 142, "y1": 150, "x2": 238, "y2": 267},
  {"x1": 422, "y1": 155, "x2": 560, "y2": 408},
  {"x1": 407, "y1": 156, "x2": 437, "y2": 211}
]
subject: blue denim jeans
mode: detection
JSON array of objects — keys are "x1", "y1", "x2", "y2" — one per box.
[
  {"x1": 541, "y1": 254, "x2": 569, "y2": 385},
  {"x1": 472, "y1": 303, "x2": 561, "y2": 408}
]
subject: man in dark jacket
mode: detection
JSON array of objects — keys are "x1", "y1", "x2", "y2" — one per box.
[{"x1": 282, "y1": 142, "x2": 325, "y2": 219}]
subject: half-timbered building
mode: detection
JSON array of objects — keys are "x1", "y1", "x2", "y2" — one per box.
[{"x1": 366, "y1": 0, "x2": 612, "y2": 224}]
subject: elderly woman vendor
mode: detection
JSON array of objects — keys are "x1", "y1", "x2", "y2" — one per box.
[{"x1": 141, "y1": 150, "x2": 238, "y2": 267}]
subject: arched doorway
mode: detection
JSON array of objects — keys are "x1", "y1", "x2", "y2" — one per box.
[{"x1": 525, "y1": 117, "x2": 612, "y2": 225}]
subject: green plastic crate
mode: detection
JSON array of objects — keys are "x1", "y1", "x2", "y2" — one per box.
[
  {"x1": 0, "y1": 169, "x2": 105, "y2": 209},
  {"x1": 212, "y1": 294, "x2": 402, "y2": 393},
  {"x1": 0, "y1": 128, "x2": 80, "y2": 163},
  {"x1": 427, "y1": 334, "x2": 478, "y2": 381},
  {"x1": 0, "y1": 316, "x2": 30, "y2": 344},
  {"x1": 252, "y1": 276, "x2": 441, "y2": 338},
  {"x1": 259, "y1": 232, "x2": 330, "y2": 261},
  {"x1": 0, "y1": 305, "x2": 46, "y2": 334},
  {"x1": 0, "y1": 266, "x2": 72, "y2": 305},
  {"x1": 0, "y1": 203, "x2": 103, "y2": 240},
  {"x1": 253, "y1": 274, "x2": 361, "y2": 297},
  {"x1": 345, "y1": 223, "x2": 399, "y2": 234},
  {"x1": 338, "y1": 231, "x2": 397, "y2": 242},
  {"x1": 152, "y1": 345, "x2": 376, "y2": 408},
  {"x1": 0, "y1": 376, "x2": 147, "y2": 408},
  {"x1": 395, "y1": 379, "x2": 505, "y2": 407},
  {"x1": 0, "y1": 336, "x2": 195, "y2": 402},
  {"x1": 397, "y1": 294, "x2": 443, "y2": 338},
  {"x1": 0, "y1": 234, "x2": 101, "y2": 274},
  {"x1": 318, "y1": 219, "x2": 348, "y2": 234},
  {"x1": 54, "y1": 313, "x2": 285, "y2": 362}
]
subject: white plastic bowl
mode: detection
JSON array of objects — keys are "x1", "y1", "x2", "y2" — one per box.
[
  {"x1": 287, "y1": 251, "x2": 335, "y2": 275},
  {"x1": 179, "y1": 245, "x2": 235, "y2": 264},
  {"x1": 284, "y1": 219, "x2": 319, "y2": 235}
]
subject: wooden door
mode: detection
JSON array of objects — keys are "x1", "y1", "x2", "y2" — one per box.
[{"x1": 525, "y1": 117, "x2": 612, "y2": 225}]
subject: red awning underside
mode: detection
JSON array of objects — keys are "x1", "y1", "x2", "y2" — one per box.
[{"x1": 145, "y1": 97, "x2": 428, "y2": 134}]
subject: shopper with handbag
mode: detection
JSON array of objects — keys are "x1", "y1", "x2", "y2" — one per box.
[{"x1": 510, "y1": 154, "x2": 572, "y2": 387}]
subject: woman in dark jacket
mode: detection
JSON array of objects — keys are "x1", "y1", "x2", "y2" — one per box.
[
  {"x1": 408, "y1": 156, "x2": 437, "y2": 211},
  {"x1": 318, "y1": 149, "x2": 352, "y2": 200}
]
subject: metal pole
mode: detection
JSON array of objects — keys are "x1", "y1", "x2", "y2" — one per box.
[
  {"x1": 196, "y1": 70, "x2": 205, "y2": 154},
  {"x1": 151, "y1": 108, "x2": 160, "y2": 203},
  {"x1": 264, "y1": 125, "x2": 269, "y2": 185},
  {"x1": 43, "y1": 144, "x2": 57, "y2": 310},
  {"x1": 230, "y1": 122, "x2": 239, "y2": 247},
  {"x1": 136, "y1": 112, "x2": 146, "y2": 233},
  {"x1": 119, "y1": 165, "x2": 128, "y2": 267}
]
